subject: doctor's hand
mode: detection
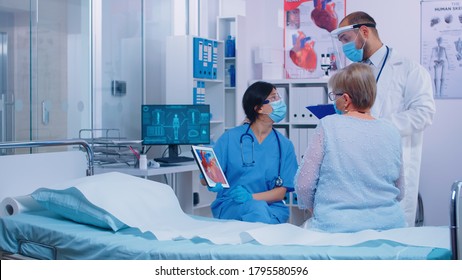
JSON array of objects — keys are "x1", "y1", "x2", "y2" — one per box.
[
  {"x1": 207, "y1": 182, "x2": 224, "y2": 193},
  {"x1": 228, "y1": 185, "x2": 252, "y2": 203}
]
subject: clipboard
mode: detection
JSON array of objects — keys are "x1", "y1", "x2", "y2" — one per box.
[
  {"x1": 191, "y1": 145, "x2": 230, "y2": 189},
  {"x1": 306, "y1": 104, "x2": 335, "y2": 119}
]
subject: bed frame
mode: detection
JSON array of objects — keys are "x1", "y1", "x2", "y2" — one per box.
[
  {"x1": 450, "y1": 180, "x2": 462, "y2": 260},
  {"x1": 0, "y1": 139, "x2": 94, "y2": 176},
  {"x1": 0, "y1": 139, "x2": 94, "y2": 260},
  {"x1": 0, "y1": 139, "x2": 94, "y2": 202}
]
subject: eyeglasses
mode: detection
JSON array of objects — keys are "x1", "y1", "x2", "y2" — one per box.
[
  {"x1": 262, "y1": 92, "x2": 281, "y2": 104},
  {"x1": 328, "y1": 91, "x2": 344, "y2": 101}
]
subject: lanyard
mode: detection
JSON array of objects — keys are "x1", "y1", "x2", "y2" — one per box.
[{"x1": 376, "y1": 46, "x2": 389, "y2": 83}]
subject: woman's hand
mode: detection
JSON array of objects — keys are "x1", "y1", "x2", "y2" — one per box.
[
  {"x1": 227, "y1": 185, "x2": 252, "y2": 203},
  {"x1": 200, "y1": 173, "x2": 224, "y2": 192},
  {"x1": 207, "y1": 182, "x2": 224, "y2": 193}
]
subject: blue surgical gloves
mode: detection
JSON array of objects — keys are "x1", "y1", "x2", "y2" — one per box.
[
  {"x1": 208, "y1": 182, "x2": 224, "y2": 193},
  {"x1": 228, "y1": 185, "x2": 252, "y2": 203},
  {"x1": 200, "y1": 173, "x2": 252, "y2": 203},
  {"x1": 199, "y1": 173, "x2": 222, "y2": 192}
]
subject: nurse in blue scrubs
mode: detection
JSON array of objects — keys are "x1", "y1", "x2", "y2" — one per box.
[{"x1": 202, "y1": 81, "x2": 298, "y2": 224}]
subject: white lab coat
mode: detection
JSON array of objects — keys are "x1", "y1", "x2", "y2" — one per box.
[{"x1": 371, "y1": 48, "x2": 436, "y2": 227}]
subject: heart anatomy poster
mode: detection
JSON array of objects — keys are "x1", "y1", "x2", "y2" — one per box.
[
  {"x1": 284, "y1": 0, "x2": 345, "y2": 79},
  {"x1": 421, "y1": 0, "x2": 462, "y2": 99}
]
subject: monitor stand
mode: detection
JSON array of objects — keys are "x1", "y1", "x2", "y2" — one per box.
[{"x1": 155, "y1": 144, "x2": 194, "y2": 164}]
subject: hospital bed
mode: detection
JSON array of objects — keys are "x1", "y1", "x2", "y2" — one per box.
[{"x1": 0, "y1": 140, "x2": 458, "y2": 260}]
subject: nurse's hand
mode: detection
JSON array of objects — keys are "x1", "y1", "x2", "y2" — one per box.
[
  {"x1": 228, "y1": 185, "x2": 252, "y2": 203},
  {"x1": 207, "y1": 182, "x2": 224, "y2": 193}
]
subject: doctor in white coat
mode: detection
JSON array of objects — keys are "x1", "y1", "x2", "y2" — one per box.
[{"x1": 331, "y1": 11, "x2": 436, "y2": 227}]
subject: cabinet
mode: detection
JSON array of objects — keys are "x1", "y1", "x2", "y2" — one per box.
[
  {"x1": 259, "y1": 78, "x2": 329, "y2": 225},
  {"x1": 217, "y1": 16, "x2": 247, "y2": 129}
]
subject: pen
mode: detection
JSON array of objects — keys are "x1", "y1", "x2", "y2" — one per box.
[{"x1": 129, "y1": 145, "x2": 140, "y2": 160}]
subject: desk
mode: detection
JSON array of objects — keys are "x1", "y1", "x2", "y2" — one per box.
[{"x1": 95, "y1": 163, "x2": 199, "y2": 214}]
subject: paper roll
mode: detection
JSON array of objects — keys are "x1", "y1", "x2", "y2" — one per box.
[{"x1": 0, "y1": 195, "x2": 44, "y2": 217}]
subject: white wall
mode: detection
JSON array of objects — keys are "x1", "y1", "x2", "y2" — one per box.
[
  {"x1": 241, "y1": 0, "x2": 461, "y2": 226},
  {"x1": 245, "y1": 0, "x2": 284, "y2": 80}
]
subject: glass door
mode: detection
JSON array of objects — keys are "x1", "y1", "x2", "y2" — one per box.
[
  {"x1": 0, "y1": 0, "x2": 92, "y2": 146},
  {"x1": 0, "y1": 31, "x2": 10, "y2": 146},
  {"x1": 31, "y1": 0, "x2": 92, "y2": 141}
]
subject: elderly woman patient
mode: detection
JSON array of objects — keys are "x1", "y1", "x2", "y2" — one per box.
[{"x1": 295, "y1": 63, "x2": 406, "y2": 233}]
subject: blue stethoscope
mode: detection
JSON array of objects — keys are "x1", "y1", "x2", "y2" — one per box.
[{"x1": 240, "y1": 123, "x2": 283, "y2": 187}]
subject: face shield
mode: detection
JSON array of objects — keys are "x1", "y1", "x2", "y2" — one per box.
[{"x1": 330, "y1": 23, "x2": 376, "y2": 69}]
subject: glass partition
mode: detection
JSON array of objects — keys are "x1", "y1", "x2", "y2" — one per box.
[
  {"x1": 93, "y1": 0, "x2": 143, "y2": 141},
  {"x1": 0, "y1": 0, "x2": 176, "y2": 154},
  {"x1": 0, "y1": 0, "x2": 92, "y2": 148}
]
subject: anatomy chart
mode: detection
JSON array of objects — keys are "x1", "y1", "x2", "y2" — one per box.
[
  {"x1": 421, "y1": 0, "x2": 462, "y2": 99},
  {"x1": 284, "y1": 0, "x2": 345, "y2": 79}
]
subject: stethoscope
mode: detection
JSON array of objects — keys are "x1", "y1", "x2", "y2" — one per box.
[
  {"x1": 240, "y1": 123, "x2": 283, "y2": 187},
  {"x1": 375, "y1": 45, "x2": 389, "y2": 83}
]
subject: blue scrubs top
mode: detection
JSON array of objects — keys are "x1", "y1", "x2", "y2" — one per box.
[{"x1": 211, "y1": 124, "x2": 298, "y2": 224}]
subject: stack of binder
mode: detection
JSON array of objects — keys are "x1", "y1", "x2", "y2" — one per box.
[
  {"x1": 193, "y1": 37, "x2": 218, "y2": 80},
  {"x1": 193, "y1": 81, "x2": 205, "y2": 104}
]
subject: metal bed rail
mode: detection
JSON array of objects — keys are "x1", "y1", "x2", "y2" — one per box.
[
  {"x1": 0, "y1": 139, "x2": 94, "y2": 176},
  {"x1": 450, "y1": 180, "x2": 462, "y2": 260}
]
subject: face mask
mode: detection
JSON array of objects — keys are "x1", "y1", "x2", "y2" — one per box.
[
  {"x1": 333, "y1": 100, "x2": 343, "y2": 115},
  {"x1": 342, "y1": 33, "x2": 366, "y2": 62},
  {"x1": 268, "y1": 99, "x2": 287, "y2": 123}
]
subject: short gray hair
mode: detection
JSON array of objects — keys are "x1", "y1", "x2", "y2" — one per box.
[{"x1": 328, "y1": 63, "x2": 376, "y2": 110}]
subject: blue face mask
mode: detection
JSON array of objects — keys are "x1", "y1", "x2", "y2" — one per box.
[
  {"x1": 269, "y1": 99, "x2": 287, "y2": 123},
  {"x1": 342, "y1": 33, "x2": 366, "y2": 62},
  {"x1": 333, "y1": 100, "x2": 343, "y2": 115}
]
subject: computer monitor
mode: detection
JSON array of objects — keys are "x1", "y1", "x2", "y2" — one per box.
[{"x1": 141, "y1": 104, "x2": 210, "y2": 163}]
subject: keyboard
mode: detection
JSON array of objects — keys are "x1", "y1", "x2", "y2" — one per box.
[{"x1": 155, "y1": 156, "x2": 194, "y2": 164}]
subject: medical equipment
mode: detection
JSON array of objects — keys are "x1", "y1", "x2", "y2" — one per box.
[
  {"x1": 139, "y1": 154, "x2": 147, "y2": 170},
  {"x1": 330, "y1": 23, "x2": 376, "y2": 40},
  {"x1": 0, "y1": 172, "x2": 455, "y2": 260},
  {"x1": 0, "y1": 139, "x2": 94, "y2": 176},
  {"x1": 320, "y1": 53, "x2": 332, "y2": 76},
  {"x1": 0, "y1": 140, "x2": 457, "y2": 260},
  {"x1": 79, "y1": 128, "x2": 142, "y2": 166},
  {"x1": 191, "y1": 145, "x2": 230, "y2": 188},
  {"x1": 0, "y1": 207, "x2": 450, "y2": 260},
  {"x1": 450, "y1": 181, "x2": 462, "y2": 260},
  {"x1": 141, "y1": 104, "x2": 211, "y2": 164},
  {"x1": 240, "y1": 124, "x2": 283, "y2": 187}
]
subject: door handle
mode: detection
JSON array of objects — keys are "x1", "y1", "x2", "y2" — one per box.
[{"x1": 42, "y1": 101, "x2": 49, "y2": 125}]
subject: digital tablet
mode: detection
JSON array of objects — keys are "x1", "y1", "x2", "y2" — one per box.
[{"x1": 191, "y1": 145, "x2": 230, "y2": 189}]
